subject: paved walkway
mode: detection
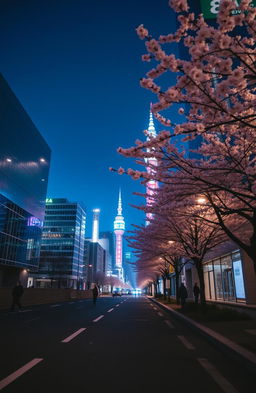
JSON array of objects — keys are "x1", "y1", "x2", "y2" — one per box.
[{"x1": 151, "y1": 298, "x2": 256, "y2": 373}]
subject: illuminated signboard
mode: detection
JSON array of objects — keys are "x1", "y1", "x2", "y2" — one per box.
[
  {"x1": 200, "y1": 0, "x2": 256, "y2": 19},
  {"x1": 27, "y1": 216, "x2": 43, "y2": 227}
]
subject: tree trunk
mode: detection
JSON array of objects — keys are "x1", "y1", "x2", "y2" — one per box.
[
  {"x1": 175, "y1": 266, "x2": 180, "y2": 305},
  {"x1": 194, "y1": 257, "x2": 206, "y2": 309},
  {"x1": 162, "y1": 276, "x2": 166, "y2": 300}
]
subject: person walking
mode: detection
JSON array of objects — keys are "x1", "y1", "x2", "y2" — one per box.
[
  {"x1": 92, "y1": 284, "x2": 99, "y2": 305},
  {"x1": 179, "y1": 282, "x2": 188, "y2": 308},
  {"x1": 193, "y1": 283, "x2": 200, "y2": 305},
  {"x1": 11, "y1": 281, "x2": 24, "y2": 311}
]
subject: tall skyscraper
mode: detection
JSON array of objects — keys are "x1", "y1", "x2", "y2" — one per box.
[
  {"x1": 145, "y1": 110, "x2": 158, "y2": 224},
  {"x1": 92, "y1": 208, "x2": 100, "y2": 243},
  {"x1": 34, "y1": 198, "x2": 86, "y2": 289},
  {"x1": 113, "y1": 190, "x2": 125, "y2": 281},
  {"x1": 0, "y1": 73, "x2": 51, "y2": 287}
]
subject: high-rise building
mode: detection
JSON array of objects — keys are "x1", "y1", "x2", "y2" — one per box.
[
  {"x1": 145, "y1": 110, "x2": 158, "y2": 224},
  {"x1": 34, "y1": 198, "x2": 86, "y2": 289},
  {"x1": 113, "y1": 190, "x2": 125, "y2": 280},
  {"x1": 0, "y1": 73, "x2": 51, "y2": 287}
]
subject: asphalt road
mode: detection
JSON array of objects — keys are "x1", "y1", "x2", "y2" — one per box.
[{"x1": 0, "y1": 296, "x2": 255, "y2": 393}]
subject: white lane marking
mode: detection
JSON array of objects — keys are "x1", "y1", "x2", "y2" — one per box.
[
  {"x1": 153, "y1": 307, "x2": 157, "y2": 310},
  {"x1": 245, "y1": 329, "x2": 256, "y2": 336},
  {"x1": 61, "y1": 328, "x2": 86, "y2": 343},
  {"x1": 164, "y1": 320, "x2": 174, "y2": 329},
  {"x1": 107, "y1": 308, "x2": 114, "y2": 313},
  {"x1": 93, "y1": 315, "x2": 104, "y2": 323},
  {"x1": 50, "y1": 304, "x2": 61, "y2": 307},
  {"x1": 0, "y1": 358, "x2": 43, "y2": 390},
  {"x1": 177, "y1": 335, "x2": 195, "y2": 350},
  {"x1": 116, "y1": 304, "x2": 120, "y2": 307},
  {"x1": 198, "y1": 358, "x2": 239, "y2": 393},
  {"x1": 19, "y1": 309, "x2": 32, "y2": 313},
  {"x1": 158, "y1": 312, "x2": 164, "y2": 317},
  {"x1": 24, "y1": 317, "x2": 40, "y2": 324}
]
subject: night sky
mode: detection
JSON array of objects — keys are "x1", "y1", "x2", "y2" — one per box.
[{"x1": 0, "y1": 0, "x2": 177, "y2": 239}]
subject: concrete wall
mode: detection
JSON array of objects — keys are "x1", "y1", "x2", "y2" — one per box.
[{"x1": 0, "y1": 288, "x2": 93, "y2": 310}]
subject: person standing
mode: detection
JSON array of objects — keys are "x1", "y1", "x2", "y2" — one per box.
[
  {"x1": 11, "y1": 281, "x2": 24, "y2": 311},
  {"x1": 92, "y1": 284, "x2": 99, "y2": 305},
  {"x1": 193, "y1": 283, "x2": 200, "y2": 305},
  {"x1": 179, "y1": 282, "x2": 188, "y2": 308}
]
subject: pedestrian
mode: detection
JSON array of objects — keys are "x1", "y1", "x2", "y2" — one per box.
[
  {"x1": 179, "y1": 282, "x2": 188, "y2": 308},
  {"x1": 11, "y1": 281, "x2": 24, "y2": 311},
  {"x1": 92, "y1": 284, "x2": 99, "y2": 305},
  {"x1": 193, "y1": 282, "x2": 200, "y2": 305}
]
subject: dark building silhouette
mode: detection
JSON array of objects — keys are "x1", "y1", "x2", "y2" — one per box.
[{"x1": 0, "y1": 73, "x2": 51, "y2": 287}]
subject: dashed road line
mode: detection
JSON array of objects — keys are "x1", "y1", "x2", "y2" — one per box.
[
  {"x1": 19, "y1": 309, "x2": 32, "y2": 313},
  {"x1": 107, "y1": 308, "x2": 114, "y2": 313},
  {"x1": 0, "y1": 358, "x2": 43, "y2": 390},
  {"x1": 50, "y1": 304, "x2": 61, "y2": 308},
  {"x1": 157, "y1": 312, "x2": 164, "y2": 317},
  {"x1": 115, "y1": 304, "x2": 120, "y2": 307},
  {"x1": 61, "y1": 328, "x2": 86, "y2": 343},
  {"x1": 198, "y1": 358, "x2": 239, "y2": 393},
  {"x1": 164, "y1": 320, "x2": 174, "y2": 329},
  {"x1": 93, "y1": 315, "x2": 104, "y2": 323},
  {"x1": 245, "y1": 329, "x2": 256, "y2": 336},
  {"x1": 177, "y1": 335, "x2": 195, "y2": 350}
]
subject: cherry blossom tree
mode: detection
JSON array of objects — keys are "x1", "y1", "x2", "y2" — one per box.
[{"x1": 113, "y1": 0, "x2": 256, "y2": 272}]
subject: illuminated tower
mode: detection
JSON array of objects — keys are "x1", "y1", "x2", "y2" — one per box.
[
  {"x1": 92, "y1": 208, "x2": 100, "y2": 242},
  {"x1": 145, "y1": 110, "x2": 158, "y2": 224},
  {"x1": 113, "y1": 190, "x2": 125, "y2": 281}
]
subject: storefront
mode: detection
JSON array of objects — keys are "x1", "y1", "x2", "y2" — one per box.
[{"x1": 203, "y1": 250, "x2": 245, "y2": 303}]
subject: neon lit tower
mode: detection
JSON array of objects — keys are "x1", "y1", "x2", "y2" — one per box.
[
  {"x1": 145, "y1": 110, "x2": 158, "y2": 224},
  {"x1": 113, "y1": 189, "x2": 125, "y2": 281}
]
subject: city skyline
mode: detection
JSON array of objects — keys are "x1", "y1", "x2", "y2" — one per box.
[{"x1": 0, "y1": 0, "x2": 178, "y2": 233}]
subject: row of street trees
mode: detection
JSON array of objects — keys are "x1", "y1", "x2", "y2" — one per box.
[{"x1": 112, "y1": 0, "x2": 256, "y2": 305}]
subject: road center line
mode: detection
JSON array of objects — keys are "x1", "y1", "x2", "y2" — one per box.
[
  {"x1": 177, "y1": 335, "x2": 195, "y2": 350},
  {"x1": 61, "y1": 328, "x2": 86, "y2": 343},
  {"x1": 164, "y1": 320, "x2": 174, "y2": 329},
  {"x1": 0, "y1": 358, "x2": 43, "y2": 390},
  {"x1": 198, "y1": 358, "x2": 239, "y2": 393},
  {"x1": 93, "y1": 315, "x2": 104, "y2": 322},
  {"x1": 158, "y1": 312, "x2": 164, "y2": 317},
  {"x1": 107, "y1": 308, "x2": 114, "y2": 313},
  {"x1": 116, "y1": 304, "x2": 120, "y2": 307}
]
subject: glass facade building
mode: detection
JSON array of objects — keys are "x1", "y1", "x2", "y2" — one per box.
[
  {"x1": 34, "y1": 198, "x2": 86, "y2": 289},
  {"x1": 203, "y1": 251, "x2": 246, "y2": 303},
  {"x1": 0, "y1": 73, "x2": 51, "y2": 286}
]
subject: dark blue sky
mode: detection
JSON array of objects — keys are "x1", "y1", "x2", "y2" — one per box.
[{"x1": 0, "y1": 0, "x2": 177, "y2": 237}]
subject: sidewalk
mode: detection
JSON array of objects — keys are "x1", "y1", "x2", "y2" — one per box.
[{"x1": 150, "y1": 297, "x2": 256, "y2": 374}]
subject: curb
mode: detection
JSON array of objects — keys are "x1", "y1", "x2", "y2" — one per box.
[{"x1": 150, "y1": 297, "x2": 256, "y2": 375}]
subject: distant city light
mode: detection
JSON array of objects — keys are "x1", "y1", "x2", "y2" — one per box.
[
  {"x1": 93, "y1": 208, "x2": 100, "y2": 213},
  {"x1": 40, "y1": 158, "x2": 46, "y2": 163},
  {"x1": 6, "y1": 158, "x2": 12, "y2": 162},
  {"x1": 41, "y1": 178, "x2": 45, "y2": 182}
]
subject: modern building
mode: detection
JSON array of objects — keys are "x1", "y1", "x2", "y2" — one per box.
[
  {"x1": 113, "y1": 190, "x2": 125, "y2": 280},
  {"x1": 0, "y1": 73, "x2": 51, "y2": 287},
  {"x1": 33, "y1": 198, "x2": 86, "y2": 289},
  {"x1": 84, "y1": 240, "x2": 106, "y2": 289},
  {"x1": 98, "y1": 231, "x2": 114, "y2": 276}
]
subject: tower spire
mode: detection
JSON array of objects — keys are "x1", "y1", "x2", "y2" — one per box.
[
  {"x1": 117, "y1": 188, "x2": 122, "y2": 216},
  {"x1": 147, "y1": 107, "x2": 156, "y2": 139}
]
